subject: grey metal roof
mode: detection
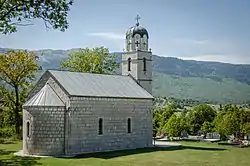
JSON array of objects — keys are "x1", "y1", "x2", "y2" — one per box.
[
  {"x1": 23, "y1": 83, "x2": 65, "y2": 107},
  {"x1": 49, "y1": 70, "x2": 153, "y2": 99}
]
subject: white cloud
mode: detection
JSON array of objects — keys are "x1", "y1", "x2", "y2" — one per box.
[
  {"x1": 153, "y1": 37, "x2": 250, "y2": 64},
  {"x1": 87, "y1": 32, "x2": 124, "y2": 40},
  {"x1": 174, "y1": 38, "x2": 210, "y2": 45},
  {"x1": 87, "y1": 32, "x2": 125, "y2": 52},
  {"x1": 178, "y1": 54, "x2": 250, "y2": 64}
]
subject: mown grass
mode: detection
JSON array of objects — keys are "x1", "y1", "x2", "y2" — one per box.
[{"x1": 1, "y1": 140, "x2": 250, "y2": 166}]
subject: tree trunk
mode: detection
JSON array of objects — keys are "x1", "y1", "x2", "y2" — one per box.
[{"x1": 14, "y1": 84, "x2": 20, "y2": 138}]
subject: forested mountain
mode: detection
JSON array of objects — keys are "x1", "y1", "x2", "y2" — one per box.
[{"x1": 1, "y1": 48, "x2": 250, "y2": 104}]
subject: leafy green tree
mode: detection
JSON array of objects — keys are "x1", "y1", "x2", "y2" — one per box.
[
  {"x1": 242, "y1": 122, "x2": 250, "y2": 136},
  {"x1": 0, "y1": 101, "x2": 15, "y2": 128},
  {"x1": 153, "y1": 108, "x2": 162, "y2": 130},
  {"x1": 214, "y1": 106, "x2": 250, "y2": 138},
  {"x1": 201, "y1": 121, "x2": 214, "y2": 133},
  {"x1": 165, "y1": 114, "x2": 182, "y2": 137},
  {"x1": 213, "y1": 112, "x2": 225, "y2": 137},
  {"x1": 159, "y1": 103, "x2": 176, "y2": 129},
  {"x1": 187, "y1": 104, "x2": 216, "y2": 135},
  {"x1": 242, "y1": 110, "x2": 250, "y2": 125},
  {"x1": 0, "y1": 0, "x2": 73, "y2": 34},
  {"x1": 0, "y1": 50, "x2": 39, "y2": 136},
  {"x1": 179, "y1": 111, "x2": 189, "y2": 133},
  {"x1": 61, "y1": 47, "x2": 119, "y2": 74},
  {"x1": 222, "y1": 104, "x2": 238, "y2": 113},
  {"x1": 215, "y1": 111, "x2": 240, "y2": 136}
]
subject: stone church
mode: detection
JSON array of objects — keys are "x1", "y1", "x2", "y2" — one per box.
[{"x1": 22, "y1": 16, "x2": 154, "y2": 156}]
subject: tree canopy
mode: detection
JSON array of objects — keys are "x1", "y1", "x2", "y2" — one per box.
[
  {"x1": 0, "y1": 0, "x2": 73, "y2": 34},
  {"x1": 214, "y1": 105, "x2": 250, "y2": 138},
  {"x1": 159, "y1": 103, "x2": 176, "y2": 129},
  {"x1": 187, "y1": 104, "x2": 216, "y2": 135},
  {"x1": 60, "y1": 47, "x2": 119, "y2": 74},
  {"x1": 165, "y1": 114, "x2": 182, "y2": 137},
  {"x1": 0, "y1": 50, "x2": 39, "y2": 135}
]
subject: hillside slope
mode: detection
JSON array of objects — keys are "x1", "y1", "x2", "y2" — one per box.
[
  {"x1": 1, "y1": 48, "x2": 250, "y2": 103},
  {"x1": 153, "y1": 72, "x2": 250, "y2": 103},
  {"x1": 152, "y1": 55, "x2": 250, "y2": 85}
]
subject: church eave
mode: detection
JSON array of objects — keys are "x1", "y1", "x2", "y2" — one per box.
[
  {"x1": 122, "y1": 50, "x2": 152, "y2": 54},
  {"x1": 69, "y1": 95, "x2": 154, "y2": 100},
  {"x1": 23, "y1": 105, "x2": 65, "y2": 108}
]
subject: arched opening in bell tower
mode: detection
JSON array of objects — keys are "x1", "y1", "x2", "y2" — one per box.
[{"x1": 143, "y1": 57, "x2": 146, "y2": 71}]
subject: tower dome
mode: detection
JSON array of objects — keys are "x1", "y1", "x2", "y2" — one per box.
[
  {"x1": 125, "y1": 15, "x2": 149, "y2": 52},
  {"x1": 126, "y1": 15, "x2": 149, "y2": 39},
  {"x1": 126, "y1": 24, "x2": 149, "y2": 39}
]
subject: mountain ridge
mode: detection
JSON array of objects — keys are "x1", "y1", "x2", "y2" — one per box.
[{"x1": 1, "y1": 48, "x2": 250, "y2": 103}]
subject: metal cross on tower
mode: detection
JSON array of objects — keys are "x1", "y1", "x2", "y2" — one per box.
[{"x1": 135, "y1": 14, "x2": 140, "y2": 26}]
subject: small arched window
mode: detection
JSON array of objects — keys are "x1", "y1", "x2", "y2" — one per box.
[
  {"x1": 98, "y1": 118, "x2": 103, "y2": 135},
  {"x1": 128, "y1": 58, "x2": 131, "y2": 71},
  {"x1": 127, "y1": 118, "x2": 131, "y2": 133},
  {"x1": 27, "y1": 121, "x2": 30, "y2": 137},
  {"x1": 143, "y1": 58, "x2": 146, "y2": 71}
]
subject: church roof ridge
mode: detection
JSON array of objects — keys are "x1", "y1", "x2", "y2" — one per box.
[
  {"x1": 47, "y1": 69, "x2": 129, "y2": 78},
  {"x1": 45, "y1": 69, "x2": 153, "y2": 99}
]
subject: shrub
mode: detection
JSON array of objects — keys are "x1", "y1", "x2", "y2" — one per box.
[{"x1": 0, "y1": 126, "x2": 16, "y2": 138}]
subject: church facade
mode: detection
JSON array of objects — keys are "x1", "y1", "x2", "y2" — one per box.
[{"x1": 22, "y1": 16, "x2": 154, "y2": 156}]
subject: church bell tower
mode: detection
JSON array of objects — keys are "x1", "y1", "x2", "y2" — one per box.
[{"x1": 122, "y1": 15, "x2": 152, "y2": 94}]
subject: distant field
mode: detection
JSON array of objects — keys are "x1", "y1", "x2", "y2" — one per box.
[{"x1": 1, "y1": 141, "x2": 250, "y2": 166}]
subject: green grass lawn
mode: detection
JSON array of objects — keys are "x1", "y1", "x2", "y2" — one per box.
[{"x1": 1, "y1": 140, "x2": 250, "y2": 166}]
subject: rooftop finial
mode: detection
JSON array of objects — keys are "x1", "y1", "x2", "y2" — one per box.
[{"x1": 135, "y1": 14, "x2": 140, "y2": 26}]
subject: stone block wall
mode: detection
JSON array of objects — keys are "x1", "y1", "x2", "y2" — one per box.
[
  {"x1": 23, "y1": 106, "x2": 66, "y2": 156},
  {"x1": 67, "y1": 97, "x2": 153, "y2": 155},
  {"x1": 122, "y1": 51, "x2": 153, "y2": 95}
]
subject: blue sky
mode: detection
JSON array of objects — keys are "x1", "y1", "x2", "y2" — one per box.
[{"x1": 1, "y1": 0, "x2": 250, "y2": 64}]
